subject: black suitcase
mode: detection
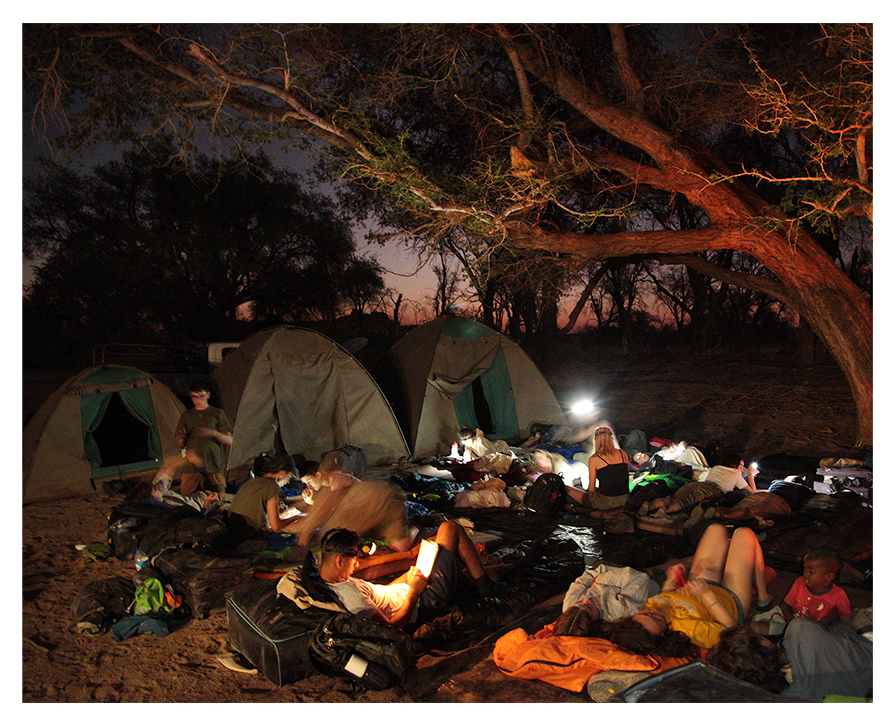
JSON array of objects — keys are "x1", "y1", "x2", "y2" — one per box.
[
  {"x1": 153, "y1": 548, "x2": 255, "y2": 619},
  {"x1": 226, "y1": 578, "x2": 328, "y2": 686}
]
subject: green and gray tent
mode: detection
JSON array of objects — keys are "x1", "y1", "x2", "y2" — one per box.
[
  {"x1": 23, "y1": 365, "x2": 185, "y2": 504},
  {"x1": 213, "y1": 326, "x2": 410, "y2": 469},
  {"x1": 380, "y1": 315, "x2": 568, "y2": 459}
]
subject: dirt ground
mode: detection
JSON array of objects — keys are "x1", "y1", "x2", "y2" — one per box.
[{"x1": 20, "y1": 351, "x2": 870, "y2": 704}]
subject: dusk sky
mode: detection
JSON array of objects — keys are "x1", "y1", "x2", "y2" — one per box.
[
  {"x1": 19, "y1": 17, "x2": 886, "y2": 334},
  {"x1": 21, "y1": 117, "x2": 444, "y2": 323}
]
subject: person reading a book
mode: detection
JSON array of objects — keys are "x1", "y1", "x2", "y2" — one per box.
[{"x1": 317, "y1": 521, "x2": 496, "y2": 630}]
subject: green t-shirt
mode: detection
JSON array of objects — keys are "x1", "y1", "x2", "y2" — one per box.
[
  {"x1": 175, "y1": 406, "x2": 231, "y2": 473},
  {"x1": 228, "y1": 477, "x2": 280, "y2": 531}
]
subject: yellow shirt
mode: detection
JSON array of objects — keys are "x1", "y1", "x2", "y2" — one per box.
[{"x1": 645, "y1": 584, "x2": 737, "y2": 649}]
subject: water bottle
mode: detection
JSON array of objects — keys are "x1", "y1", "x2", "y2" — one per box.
[
  {"x1": 134, "y1": 550, "x2": 149, "y2": 570},
  {"x1": 450, "y1": 441, "x2": 460, "y2": 460}
]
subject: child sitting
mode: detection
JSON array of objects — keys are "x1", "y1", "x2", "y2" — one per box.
[{"x1": 781, "y1": 546, "x2": 852, "y2": 627}]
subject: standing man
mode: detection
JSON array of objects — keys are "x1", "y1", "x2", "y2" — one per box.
[{"x1": 175, "y1": 381, "x2": 233, "y2": 495}]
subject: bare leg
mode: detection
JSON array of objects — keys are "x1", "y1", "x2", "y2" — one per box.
[
  {"x1": 434, "y1": 520, "x2": 486, "y2": 580},
  {"x1": 565, "y1": 485, "x2": 589, "y2": 507},
  {"x1": 720, "y1": 527, "x2": 770, "y2": 613},
  {"x1": 688, "y1": 522, "x2": 731, "y2": 583}
]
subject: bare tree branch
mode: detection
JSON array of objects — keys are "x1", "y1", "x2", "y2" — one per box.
[{"x1": 609, "y1": 24, "x2": 645, "y2": 112}]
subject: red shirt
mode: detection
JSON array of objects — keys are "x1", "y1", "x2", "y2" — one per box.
[{"x1": 784, "y1": 577, "x2": 852, "y2": 622}]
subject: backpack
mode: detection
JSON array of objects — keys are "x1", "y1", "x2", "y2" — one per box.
[
  {"x1": 523, "y1": 473, "x2": 566, "y2": 516},
  {"x1": 308, "y1": 612, "x2": 416, "y2": 690},
  {"x1": 152, "y1": 548, "x2": 256, "y2": 619},
  {"x1": 136, "y1": 507, "x2": 228, "y2": 558},
  {"x1": 133, "y1": 577, "x2": 181, "y2": 617}
]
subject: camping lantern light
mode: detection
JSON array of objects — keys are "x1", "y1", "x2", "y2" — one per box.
[{"x1": 570, "y1": 399, "x2": 595, "y2": 417}]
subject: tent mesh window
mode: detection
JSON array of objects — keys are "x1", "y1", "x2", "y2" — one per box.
[{"x1": 90, "y1": 392, "x2": 151, "y2": 468}]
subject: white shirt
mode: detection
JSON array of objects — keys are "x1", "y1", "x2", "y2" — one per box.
[
  {"x1": 705, "y1": 465, "x2": 748, "y2": 492},
  {"x1": 328, "y1": 577, "x2": 412, "y2": 622}
]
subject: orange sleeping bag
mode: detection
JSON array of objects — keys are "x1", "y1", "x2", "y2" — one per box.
[{"x1": 492, "y1": 627, "x2": 693, "y2": 692}]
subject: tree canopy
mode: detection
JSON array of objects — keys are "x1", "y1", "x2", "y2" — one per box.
[
  {"x1": 23, "y1": 23, "x2": 872, "y2": 440},
  {"x1": 23, "y1": 146, "x2": 385, "y2": 363}
]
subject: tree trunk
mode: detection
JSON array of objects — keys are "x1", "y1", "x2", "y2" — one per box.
[
  {"x1": 498, "y1": 26, "x2": 873, "y2": 444},
  {"x1": 685, "y1": 265, "x2": 710, "y2": 353},
  {"x1": 797, "y1": 314, "x2": 820, "y2": 367}
]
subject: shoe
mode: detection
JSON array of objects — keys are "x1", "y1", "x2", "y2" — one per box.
[
  {"x1": 587, "y1": 671, "x2": 650, "y2": 702},
  {"x1": 756, "y1": 596, "x2": 776, "y2": 613}
]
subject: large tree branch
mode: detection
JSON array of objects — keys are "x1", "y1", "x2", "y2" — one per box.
[
  {"x1": 653, "y1": 253, "x2": 797, "y2": 308},
  {"x1": 493, "y1": 25, "x2": 768, "y2": 223},
  {"x1": 609, "y1": 24, "x2": 645, "y2": 111},
  {"x1": 504, "y1": 221, "x2": 774, "y2": 265},
  {"x1": 185, "y1": 44, "x2": 377, "y2": 161},
  {"x1": 498, "y1": 35, "x2": 537, "y2": 149}
]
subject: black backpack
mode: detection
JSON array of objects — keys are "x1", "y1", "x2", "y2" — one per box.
[
  {"x1": 523, "y1": 473, "x2": 566, "y2": 516},
  {"x1": 308, "y1": 612, "x2": 416, "y2": 690}
]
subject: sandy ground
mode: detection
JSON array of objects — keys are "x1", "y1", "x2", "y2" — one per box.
[{"x1": 21, "y1": 351, "x2": 870, "y2": 705}]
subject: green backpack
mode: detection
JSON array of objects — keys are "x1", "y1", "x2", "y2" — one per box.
[{"x1": 133, "y1": 578, "x2": 179, "y2": 617}]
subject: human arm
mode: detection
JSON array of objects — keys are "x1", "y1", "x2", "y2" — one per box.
[
  {"x1": 826, "y1": 588, "x2": 854, "y2": 625},
  {"x1": 265, "y1": 495, "x2": 304, "y2": 533},
  {"x1": 780, "y1": 579, "x2": 801, "y2": 621},
  {"x1": 661, "y1": 563, "x2": 689, "y2": 592},
  {"x1": 175, "y1": 414, "x2": 188, "y2": 450},
  {"x1": 213, "y1": 426, "x2": 233, "y2": 446},
  {"x1": 685, "y1": 579, "x2": 736, "y2": 628},
  {"x1": 208, "y1": 409, "x2": 233, "y2": 447},
  {"x1": 744, "y1": 463, "x2": 758, "y2": 494},
  {"x1": 779, "y1": 600, "x2": 795, "y2": 621},
  {"x1": 191, "y1": 426, "x2": 233, "y2": 447},
  {"x1": 562, "y1": 569, "x2": 598, "y2": 611},
  {"x1": 587, "y1": 456, "x2": 599, "y2": 493},
  {"x1": 370, "y1": 566, "x2": 429, "y2": 630}
]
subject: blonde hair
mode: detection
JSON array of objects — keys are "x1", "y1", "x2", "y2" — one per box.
[
  {"x1": 592, "y1": 426, "x2": 620, "y2": 457},
  {"x1": 532, "y1": 449, "x2": 567, "y2": 473}
]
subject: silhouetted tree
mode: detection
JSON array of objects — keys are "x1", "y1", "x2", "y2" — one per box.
[
  {"x1": 24, "y1": 23, "x2": 873, "y2": 441},
  {"x1": 24, "y1": 146, "x2": 379, "y2": 360}
]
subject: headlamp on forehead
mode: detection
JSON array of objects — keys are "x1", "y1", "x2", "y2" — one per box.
[{"x1": 320, "y1": 528, "x2": 377, "y2": 557}]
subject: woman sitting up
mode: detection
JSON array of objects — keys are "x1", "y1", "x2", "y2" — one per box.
[
  {"x1": 590, "y1": 523, "x2": 774, "y2": 653},
  {"x1": 564, "y1": 424, "x2": 631, "y2": 511}
]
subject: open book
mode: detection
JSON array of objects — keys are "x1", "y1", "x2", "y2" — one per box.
[{"x1": 415, "y1": 538, "x2": 439, "y2": 577}]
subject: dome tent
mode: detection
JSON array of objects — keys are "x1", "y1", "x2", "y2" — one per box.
[
  {"x1": 213, "y1": 326, "x2": 409, "y2": 468},
  {"x1": 23, "y1": 365, "x2": 185, "y2": 504},
  {"x1": 380, "y1": 315, "x2": 568, "y2": 459}
]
